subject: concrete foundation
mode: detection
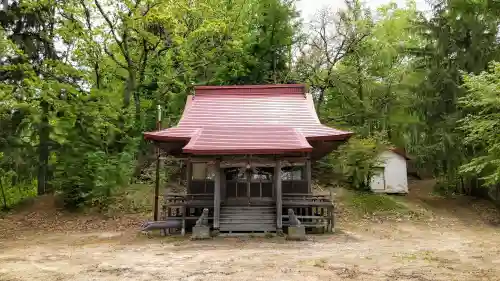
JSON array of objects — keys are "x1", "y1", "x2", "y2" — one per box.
[{"x1": 286, "y1": 226, "x2": 306, "y2": 241}]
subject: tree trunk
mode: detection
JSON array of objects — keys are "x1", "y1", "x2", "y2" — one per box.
[
  {"x1": 37, "y1": 101, "x2": 50, "y2": 195},
  {"x1": 316, "y1": 88, "x2": 325, "y2": 119},
  {"x1": 356, "y1": 54, "x2": 363, "y2": 101},
  {"x1": 0, "y1": 177, "x2": 7, "y2": 210}
]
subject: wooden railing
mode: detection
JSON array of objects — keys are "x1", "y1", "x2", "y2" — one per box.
[
  {"x1": 282, "y1": 215, "x2": 331, "y2": 229},
  {"x1": 282, "y1": 193, "x2": 334, "y2": 232},
  {"x1": 163, "y1": 193, "x2": 214, "y2": 207},
  {"x1": 282, "y1": 193, "x2": 332, "y2": 206},
  {"x1": 160, "y1": 192, "x2": 334, "y2": 233},
  {"x1": 161, "y1": 193, "x2": 215, "y2": 233}
]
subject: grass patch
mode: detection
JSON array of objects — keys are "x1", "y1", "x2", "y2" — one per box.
[{"x1": 339, "y1": 189, "x2": 410, "y2": 217}]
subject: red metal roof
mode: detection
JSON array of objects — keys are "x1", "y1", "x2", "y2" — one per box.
[{"x1": 144, "y1": 84, "x2": 353, "y2": 155}]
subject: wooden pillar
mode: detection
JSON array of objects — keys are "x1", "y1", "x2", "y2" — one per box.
[
  {"x1": 214, "y1": 159, "x2": 221, "y2": 230},
  {"x1": 275, "y1": 158, "x2": 282, "y2": 232},
  {"x1": 221, "y1": 168, "x2": 226, "y2": 205},
  {"x1": 182, "y1": 160, "x2": 191, "y2": 236},
  {"x1": 186, "y1": 160, "x2": 192, "y2": 193},
  {"x1": 306, "y1": 156, "x2": 312, "y2": 193},
  {"x1": 154, "y1": 153, "x2": 160, "y2": 221},
  {"x1": 153, "y1": 105, "x2": 162, "y2": 221},
  {"x1": 329, "y1": 205, "x2": 335, "y2": 233},
  {"x1": 329, "y1": 188, "x2": 334, "y2": 232},
  {"x1": 246, "y1": 169, "x2": 251, "y2": 205}
]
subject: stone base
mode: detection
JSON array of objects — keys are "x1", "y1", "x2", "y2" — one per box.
[
  {"x1": 211, "y1": 229, "x2": 220, "y2": 237},
  {"x1": 191, "y1": 226, "x2": 211, "y2": 240},
  {"x1": 286, "y1": 226, "x2": 306, "y2": 241}
]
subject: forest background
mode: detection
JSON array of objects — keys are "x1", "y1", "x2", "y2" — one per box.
[{"x1": 1, "y1": 0, "x2": 500, "y2": 210}]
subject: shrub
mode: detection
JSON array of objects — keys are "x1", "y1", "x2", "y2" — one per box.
[{"x1": 327, "y1": 136, "x2": 388, "y2": 191}]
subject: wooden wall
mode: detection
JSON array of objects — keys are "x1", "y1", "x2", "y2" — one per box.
[
  {"x1": 282, "y1": 180, "x2": 308, "y2": 194},
  {"x1": 189, "y1": 179, "x2": 309, "y2": 195},
  {"x1": 190, "y1": 180, "x2": 214, "y2": 194}
]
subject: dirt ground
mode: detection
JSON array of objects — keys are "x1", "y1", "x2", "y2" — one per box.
[{"x1": 1, "y1": 180, "x2": 500, "y2": 281}]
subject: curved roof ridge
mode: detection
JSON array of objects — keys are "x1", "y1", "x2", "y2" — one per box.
[{"x1": 194, "y1": 84, "x2": 305, "y2": 96}]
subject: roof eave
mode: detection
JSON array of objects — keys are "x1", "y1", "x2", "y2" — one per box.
[
  {"x1": 143, "y1": 134, "x2": 191, "y2": 142},
  {"x1": 182, "y1": 147, "x2": 313, "y2": 155},
  {"x1": 306, "y1": 132, "x2": 354, "y2": 142}
]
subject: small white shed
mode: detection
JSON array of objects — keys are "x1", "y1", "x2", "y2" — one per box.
[{"x1": 370, "y1": 148, "x2": 410, "y2": 194}]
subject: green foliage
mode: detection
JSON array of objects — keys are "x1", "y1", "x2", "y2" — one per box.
[
  {"x1": 409, "y1": 0, "x2": 500, "y2": 184},
  {"x1": 1, "y1": 0, "x2": 500, "y2": 212},
  {"x1": 0, "y1": 0, "x2": 299, "y2": 210},
  {"x1": 109, "y1": 183, "x2": 155, "y2": 214},
  {"x1": 300, "y1": 0, "x2": 500, "y2": 199},
  {"x1": 328, "y1": 136, "x2": 388, "y2": 191},
  {"x1": 459, "y1": 62, "x2": 500, "y2": 185},
  {"x1": 433, "y1": 177, "x2": 462, "y2": 196},
  {"x1": 0, "y1": 153, "x2": 37, "y2": 209}
]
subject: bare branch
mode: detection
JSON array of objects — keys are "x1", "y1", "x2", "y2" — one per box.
[
  {"x1": 94, "y1": 0, "x2": 126, "y2": 56},
  {"x1": 79, "y1": 0, "x2": 103, "y2": 88},
  {"x1": 138, "y1": 39, "x2": 149, "y2": 84}
]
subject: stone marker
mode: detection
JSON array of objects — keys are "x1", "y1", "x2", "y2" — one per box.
[
  {"x1": 191, "y1": 208, "x2": 211, "y2": 240},
  {"x1": 286, "y1": 209, "x2": 306, "y2": 241}
]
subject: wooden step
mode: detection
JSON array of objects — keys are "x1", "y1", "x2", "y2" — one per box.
[
  {"x1": 221, "y1": 211, "x2": 274, "y2": 214},
  {"x1": 222, "y1": 207, "x2": 275, "y2": 210},
  {"x1": 221, "y1": 216, "x2": 275, "y2": 219},
  {"x1": 220, "y1": 224, "x2": 276, "y2": 232},
  {"x1": 221, "y1": 213, "x2": 275, "y2": 216},
  {"x1": 221, "y1": 207, "x2": 274, "y2": 213},
  {"x1": 221, "y1": 219, "x2": 275, "y2": 223},
  {"x1": 220, "y1": 213, "x2": 275, "y2": 217},
  {"x1": 220, "y1": 215, "x2": 275, "y2": 219},
  {"x1": 219, "y1": 206, "x2": 277, "y2": 232}
]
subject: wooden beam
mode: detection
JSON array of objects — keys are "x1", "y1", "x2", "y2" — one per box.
[
  {"x1": 275, "y1": 158, "x2": 283, "y2": 232},
  {"x1": 214, "y1": 159, "x2": 221, "y2": 230},
  {"x1": 165, "y1": 156, "x2": 308, "y2": 163}
]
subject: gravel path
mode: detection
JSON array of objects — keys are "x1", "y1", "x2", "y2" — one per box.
[{"x1": 1, "y1": 221, "x2": 499, "y2": 281}]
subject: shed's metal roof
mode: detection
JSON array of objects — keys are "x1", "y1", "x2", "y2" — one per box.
[{"x1": 144, "y1": 84, "x2": 352, "y2": 155}]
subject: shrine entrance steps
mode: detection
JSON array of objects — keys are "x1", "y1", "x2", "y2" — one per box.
[{"x1": 219, "y1": 206, "x2": 277, "y2": 233}]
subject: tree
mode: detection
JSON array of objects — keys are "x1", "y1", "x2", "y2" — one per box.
[
  {"x1": 322, "y1": 1, "x2": 423, "y2": 143},
  {"x1": 459, "y1": 62, "x2": 500, "y2": 186},
  {"x1": 0, "y1": 0, "x2": 301, "y2": 208},
  {"x1": 1, "y1": 0, "x2": 87, "y2": 195},
  {"x1": 294, "y1": 0, "x2": 372, "y2": 117},
  {"x1": 411, "y1": 0, "x2": 500, "y2": 185}
]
